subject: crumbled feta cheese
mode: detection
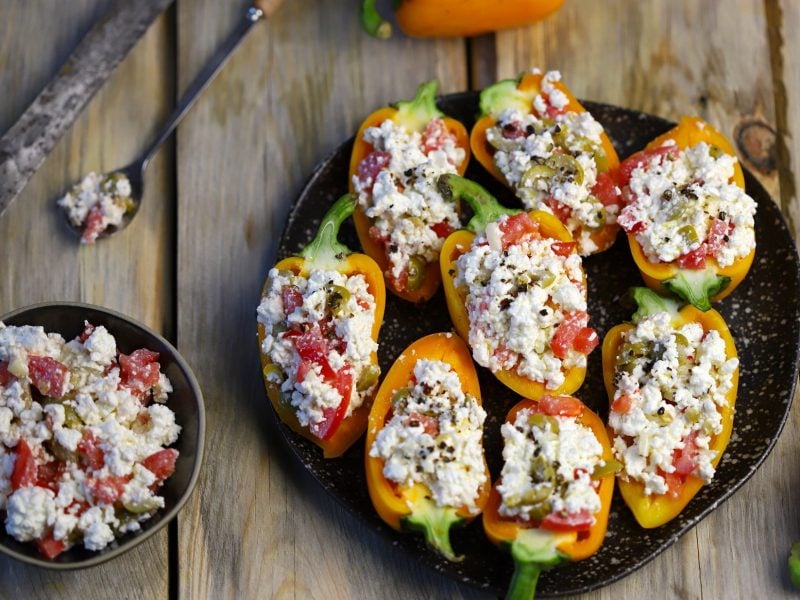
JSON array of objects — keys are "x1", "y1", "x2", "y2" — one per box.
[
  {"x1": 485, "y1": 70, "x2": 615, "y2": 255},
  {"x1": 0, "y1": 322, "x2": 180, "y2": 556},
  {"x1": 609, "y1": 312, "x2": 738, "y2": 495},
  {"x1": 619, "y1": 142, "x2": 757, "y2": 267},
  {"x1": 498, "y1": 406, "x2": 603, "y2": 521},
  {"x1": 57, "y1": 172, "x2": 133, "y2": 242},
  {"x1": 454, "y1": 215, "x2": 591, "y2": 389},
  {"x1": 257, "y1": 268, "x2": 379, "y2": 429},
  {"x1": 352, "y1": 118, "x2": 465, "y2": 284},
  {"x1": 369, "y1": 359, "x2": 487, "y2": 513}
]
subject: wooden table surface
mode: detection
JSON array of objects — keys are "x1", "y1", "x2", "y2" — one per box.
[{"x1": 1, "y1": 1, "x2": 799, "y2": 598}]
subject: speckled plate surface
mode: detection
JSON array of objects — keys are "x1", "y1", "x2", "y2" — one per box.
[{"x1": 271, "y1": 93, "x2": 800, "y2": 596}]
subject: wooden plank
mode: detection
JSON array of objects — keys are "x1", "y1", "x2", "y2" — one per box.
[
  {"x1": 0, "y1": 3, "x2": 174, "y2": 598},
  {"x1": 175, "y1": 1, "x2": 481, "y2": 598},
  {"x1": 484, "y1": 1, "x2": 796, "y2": 598}
]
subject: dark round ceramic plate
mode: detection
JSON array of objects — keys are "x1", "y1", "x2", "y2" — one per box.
[
  {"x1": 273, "y1": 93, "x2": 800, "y2": 596},
  {"x1": 0, "y1": 302, "x2": 205, "y2": 569}
]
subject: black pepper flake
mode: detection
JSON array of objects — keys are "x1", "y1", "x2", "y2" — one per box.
[
  {"x1": 526, "y1": 125, "x2": 535, "y2": 135},
  {"x1": 540, "y1": 309, "x2": 548, "y2": 316},
  {"x1": 388, "y1": 244, "x2": 398, "y2": 253},
  {"x1": 500, "y1": 298, "x2": 512, "y2": 310},
  {"x1": 662, "y1": 189, "x2": 673, "y2": 201},
  {"x1": 409, "y1": 419, "x2": 420, "y2": 427},
  {"x1": 448, "y1": 269, "x2": 455, "y2": 276},
  {"x1": 723, "y1": 235, "x2": 730, "y2": 242},
  {"x1": 438, "y1": 441, "x2": 447, "y2": 449},
  {"x1": 404, "y1": 168, "x2": 413, "y2": 177},
  {"x1": 718, "y1": 211, "x2": 727, "y2": 220},
  {"x1": 657, "y1": 407, "x2": 665, "y2": 415}
]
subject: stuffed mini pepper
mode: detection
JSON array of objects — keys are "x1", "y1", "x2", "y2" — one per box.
[
  {"x1": 257, "y1": 195, "x2": 385, "y2": 458},
  {"x1": 602, "y1": 287, "x2": 738, "y2": 527},
  {"x1": 616, "y1": 116, "x2": 757, "y2": 310},
  {"x1": 484, "y1": 396, "x2": 616, "y2": 600},
  {"x1": 438, "y1": 174, "x2": 599, "y2": 399},
  {"x1": 366, "y1": 333, "x2": 490, "y2": 561},
  {"x1": 349, "y1": 80, "x2": 470, "y2": 302},
  {"x1": 471, "y1": 70, "x2": 621, "y2": 256}
]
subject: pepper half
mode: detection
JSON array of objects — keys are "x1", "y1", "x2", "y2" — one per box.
[
  {"x1": 360, "y1": 0, "x2": 566, "y2": 39},
  {"x1": 470, "y1": 71, "x2": 621, "y2": 255},
  {"x1": 620, "y1": 116, "x2": 754, "y2": 311},
  {"x1": 257, "y1": 195, "x2": 386, "y2": 458},
  {"x1": 601, "y1": 287, "x2": 738, "y2": 528},
  {"x1": 483, "y1": 397, "x2": 615, "y2": 600},
  {"x1": 438, "y1": 174, "x2": 593, "y2": 399},
  {"x1": 365, "y1": 333, "x2": 491, "y2": 560},
  {"x1": 348, "y1": 80, "x2": 470, "y2": 302}
]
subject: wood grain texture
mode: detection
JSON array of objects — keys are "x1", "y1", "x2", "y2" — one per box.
[
  {"x1": 175, "y1": 1, "x2": 474, "y2": 598},
  {"x1": 0, "y1": 2, "x2": 174, "y2": 598}
]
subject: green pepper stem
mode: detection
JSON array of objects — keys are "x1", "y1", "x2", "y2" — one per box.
[
  {"x1": 298, "y1": 194, "x2": 354, "y2": 269},
  {"x1": 402, "y1": 496, "x2": 464, "y2": 562},
  {"x1": 360, "y1": 0, "x2": 392, "y2": 39},
  {"x1": 395, "y1": 80, "x2": 444, "y2": 132},
  {"x1": 630, "y1": 287, "x2": 682, "y2": 322},
  {"x1": 662, "y1": 268, "x2": 731, "y2": 312},
  {"x1": 503, "y1": 528, "x2": 567, "y2": 600},
  {"x1": 789, "y1": 540, "x2": 800, "y2": 588},
  {"x1": 479, "y1": 77, "x2": 533, "y2": 117},
  {"x1": 506, "y1": 560, "x2": 541, "y2": 600},
  {"x1": 437, "y1": 174, "x2": 520, "y2": 233}
]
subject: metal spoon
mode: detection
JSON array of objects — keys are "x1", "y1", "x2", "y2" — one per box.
[{"x1": 61, "y1": 0, "x2": 283, "y2": 243}]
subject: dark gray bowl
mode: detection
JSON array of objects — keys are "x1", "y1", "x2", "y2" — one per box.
[{"x1": 0, "y1": 302, "x2": 205, "y2": 569}]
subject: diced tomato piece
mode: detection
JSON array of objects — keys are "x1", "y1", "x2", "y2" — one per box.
[
  {"x1": 28, "y1": 355, "x2": 69, "y2": 399},
  {"x1": 294, "y1": 328, "x2": 329, "y2": 364},
  {"x1": 706, "y1": 218, "x2": 731, "y2": 258},
  {"x1": 431, "y1": 221, "x2": 454, "y2": 239},
  {"x1": 675, "y1": 244, "x2": 708, "y2": 269},
  {"x1": 0, "y1": 361, "x2": 13, "y2": 386},
  {"x1": 572, "y1": 327, "x2": 599, "y2": 354},
  {"x1": 662, "y1": 470, "x2": 685, "y2": 499},
  {"x1": 281, "y1": 286, "x2": 303, "y2": 315},
  {"x1": 544, "y1": 197, "x2": 573, "y2": 223},
  {"x1": 35, "y1": 533, "x2": 67, "y2": 559},
  {"x1": 307, "y1": 369, "x2": 352, "y2": 441},
  {"x1": 368, "y1": 225, "x2": 389, "y2": 246},
  {"x1": 86, "y1": 475, "x2": 130, "y2": 505},
  {"x1": 550, "y1": 241, "x2": 577, "y2": 257},
  {"x1": 617, "y1": 208, "x2": 647, "y2": 234},
  {"x1": 295, "y1": 360, "x2": 314, "y2": 383},
  {"x1": 357, "y1": 150, "x2": 392, "y2": 192},
  {"x1": 499, "y1": 213, "x2": 539, "y2": 249},
  {"x1": 119, "y1": 348, "x2": 161, "y2": 396},
  {"x1": 540, "y1": 509, "x2": 594, "y2": 532},
  {"x1": 11, "y1": 438, "x2": 38, "y2": 490},
  {"x1": 406, "y1": 412, "x2": 439, "y2": 437},
  {"x1": 611, "y1": 393, "x2": 634, "y2": 414},
  {"x1": 81, "y1": 205, "x2": 106, "y2": 244},
  {"x1": 591, "y1": 172, "x2": 621, "y2": 207},
  {"x1": 37, "y1": 460, "x2": 66, "y2": 492},
  {"x1": 535, "y1": 395, "x2": 584, "y2": 417},
  {"x1": 615, "y1": 144, "x2": 677, "y2": 188},
  {"x1": 492, "y1": 345, "x2": 517, "y2": 370},
  {"x1": 77, "y1": 430, "x2": 105, "y2": 472},
  {"x1": 142, "y1": 448, "x2": 179, "y2": 482},
  {"x1": 550, "y1": 311, "x2": 590, "y2": 359},
  {"x1": 78, "y1": 321, "x2": 96, "y2": 343},
  {"x1": 673, "y1": 431, "x2": 699, "y2": 476},
  {"x1": 500, "y1": 120, "x2": 527, "y2": 140},
  {"x1": 421, "y1": 118, "x2": 457, "y2": 156}
]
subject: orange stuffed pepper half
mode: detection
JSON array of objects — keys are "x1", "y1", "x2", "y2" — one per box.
[
  {"x1": 365, "y1": 333, "x2": 490, "y2": 561},
  {"x1": 349, "y1": 80, "x2": 470, "y2": 302},
  {"x1": 257, "y1": 195, "x2": 385, "y2": 458},
  {"x1": 483, "y1": 396, "x2": 615, "y2": 600},
  {"x1": 615, "y1": 116, "x2": 756, "y2": 311},
  {"x1": 471, "y1": 69, "x2": 621, "y2": 256},
  {"x1": 602, "y1": 288, "x2": 738, "y2": 528},
  {"x1": 438, "y1": 175, "x2": 599, "y2": 399}
]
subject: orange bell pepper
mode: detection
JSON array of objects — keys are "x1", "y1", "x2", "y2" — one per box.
[
  {"x1": 619, "y1": 116, "x2": 754, "y2": 311},
  {"x1": 483, "y1": 397, "x2": 615, "y2": 600},
  {"x1": 470, "y1": 71, "x2": 621, "y2": 255},
  {"x1": 348, "y1": 80, "x2": 470, "y2": 303},
  {"x1": 257, "y1": 195, "x2": 386, "y2": 458},
  {"x1": 365, "y1": 333, "x2": 491, "y2": 560},
  {"x1": 360, "y1": 0, "x2": 566, "y2": 39},
  {"x1": 601, "y1": 288, "x2": 738, "y2": 528},
  {"x1": 437, "y1": 174, "x2": 594, "y2": 399}
]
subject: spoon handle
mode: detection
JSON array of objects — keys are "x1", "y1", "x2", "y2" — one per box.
[{"x1": 138, "y1": 5, "x2": 265, "y2": 169}]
